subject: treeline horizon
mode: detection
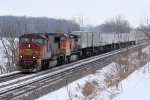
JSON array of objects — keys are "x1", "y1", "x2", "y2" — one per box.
[
  {"x1": 0, "y1": 15, "x2": 80, "y2": 37},
  {"x1": 0, "y1": 15, "x2": 137, "y2": 38}
]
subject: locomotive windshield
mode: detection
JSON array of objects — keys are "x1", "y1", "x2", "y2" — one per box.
[
  {"x1": 32, "y1": 38, "x2": 44, "y2": 44},
  {"x1": 19, "y1": 38, "x2": 44, "y2": 45},
  {"x1": 19, "y1": 38, "x2": 30, "y2": 43}
]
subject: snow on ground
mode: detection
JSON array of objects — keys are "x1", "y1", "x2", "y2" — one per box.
[
  {"x1": 115, "y1": 63, "x2": 150, "y2": 100},
  {"x1": 37, "y1": 45, "x2": 150, "y2": 100},
  {"x1": 37, "y1": 63, "x2": 150, "y2": 100},
  {"x1": 37, "y1": 63, "x2": 117, "y2": 100},
  {"x1": 0, "y1": 71, "x2": 20, "y2": 78}
]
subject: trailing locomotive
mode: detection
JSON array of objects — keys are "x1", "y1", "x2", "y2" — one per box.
[{"x1": 16, "y1": 32, "x2": 146, "y2": 72}]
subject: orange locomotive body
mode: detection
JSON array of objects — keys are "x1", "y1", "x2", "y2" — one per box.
[{"x1": 16, "y1": 33, "x2": 79, "y2": 72}]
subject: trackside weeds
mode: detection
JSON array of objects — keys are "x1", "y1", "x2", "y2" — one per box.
[{"x1": 79, "y1": 46, "x2": 150, "y2": 100}]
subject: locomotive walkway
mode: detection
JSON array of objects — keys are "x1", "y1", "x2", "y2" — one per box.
[{"x1": 0, "y1": 42, "x2": 149, "y2": 100}]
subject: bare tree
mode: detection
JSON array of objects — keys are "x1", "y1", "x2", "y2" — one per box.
[
  {"x1": 53, "y1": 19, "x2": 63, "y2": 32},
  {"x1": 101, "y1": 16, "x2": 131, "y2": 33},
  {"x1": 0, "y1": 16, "x2": 18, "y2": 72},
  {"x1": 140, "y1": 18, "x2": 150, "y2": 40},
  {"x1": 17, "y1": 16, "x2": 30, "y2": 35},
  {"x1": 73, "y1": 16, "x2": 89, "y2": 31},
  {"x1": 33, "y1": 18, "x2": 49, "y2": 33}
]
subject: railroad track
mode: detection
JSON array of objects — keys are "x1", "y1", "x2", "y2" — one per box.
[
  {"x1": 0, "y1": 49, "x2": 113, "y2": 83},
  {"x1": 0, "y1": 73, "x2": 27, "y2": 83},
  {"x1": 0, "y1": 45, "x2": 123, "y2": 87},
  {"x1": 0, "y1": 71, "x2": 24, "y2": 83},
  {"x1": 0, "y1": 43, "x2": 148, "y2": 100}
]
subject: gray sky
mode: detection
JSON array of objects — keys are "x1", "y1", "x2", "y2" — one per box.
[{"x1": 0, "y1": 0, "x2": 150, "y2": 27}]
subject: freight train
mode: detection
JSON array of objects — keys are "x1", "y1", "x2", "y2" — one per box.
[{"x1": 16, "y1": 31, "x2": 147, "y2": 72}]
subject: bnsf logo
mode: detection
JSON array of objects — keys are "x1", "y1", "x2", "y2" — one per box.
[
  {"x1": 24, "y1": 49, "x2": 33, "y2": 56},
  {"x1": 20, "y1": 49, "x2": 40, "y2": 56}
]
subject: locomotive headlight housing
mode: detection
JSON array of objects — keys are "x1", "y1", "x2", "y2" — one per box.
[{"x1": 33, "y1": 56, "x2": 35, "y2": 59}]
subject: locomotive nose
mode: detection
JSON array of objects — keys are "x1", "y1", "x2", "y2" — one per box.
[
  {"x1": 19, "y1": 42, "x2": 41, "y2": 60},
  {"x1": 20, "y1": 48, "x2": 40, "y2": 60},
  {"x1": 24, "y1": 49, "x2": 33, "y2": 56}
]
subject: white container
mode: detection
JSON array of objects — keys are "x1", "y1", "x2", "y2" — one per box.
[
  {"x1": 92, "y1": 32, "x2": 100, "y2": 47},
  {"x1": 72, "y1": 31, "x2": 92, "y2": 49}
]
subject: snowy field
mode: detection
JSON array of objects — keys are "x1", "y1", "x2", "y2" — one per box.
[
  {"x1": 37, "y1": 46, "x2": 150, "y2": 100},
  {"x1": 37, "y1": 63, "x2": 116, "y2": 100},
  {"x1": 115, "y1": 63, "x2": 150, "y2": 100},
  {"x1": 37, "y1": 63, "x2": 150, "y2": 100},
  {"x1": 38, "y1": 64, "x2": 150, "y2": 100}
]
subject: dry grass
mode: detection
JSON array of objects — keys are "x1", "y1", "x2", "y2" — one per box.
[
  {"x1": 103, "y1": 53, "x2": 130, "y2": 89},
  {"x1": 101, "y1": 47, "x2": 150, "y2": 99},
  {"x1": 66, "y1": 46, "x2": 150, "y2": 100},
  {"x1": 82, "y1": 81, "x2": 96, "y2": 97}
]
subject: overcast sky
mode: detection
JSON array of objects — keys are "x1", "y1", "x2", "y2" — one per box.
[{"x1": 0, "y1": 0, "x2": 150, "y2": 27}]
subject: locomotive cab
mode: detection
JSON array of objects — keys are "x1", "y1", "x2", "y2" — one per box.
[{"x1": 17, "y1": 34, "x2": 47, "y2": 72}]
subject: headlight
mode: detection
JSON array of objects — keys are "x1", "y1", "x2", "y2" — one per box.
[{"x1": 33, "y1": 56, "x2": 35, "y2": 59}]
